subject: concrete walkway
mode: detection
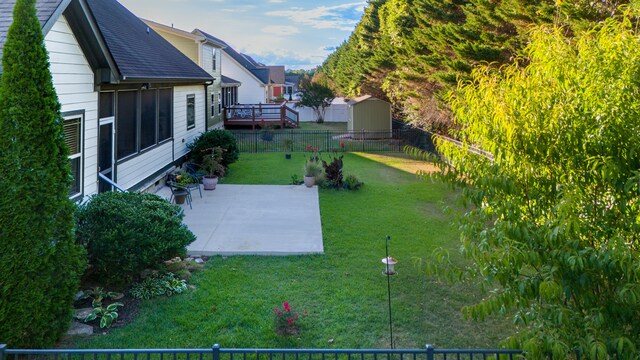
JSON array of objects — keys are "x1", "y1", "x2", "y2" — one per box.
[{"x1": 157, "y1": 184, "x2": 324, "y2": 256}]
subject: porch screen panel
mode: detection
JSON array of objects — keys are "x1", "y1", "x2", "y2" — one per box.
[
  {"x1": 158, "y1": 88, "x2": 172, "y2": 142},
  {"x1": 140, "y1": 89, "x2": 157, "y2": 150},
  {"x1": 117, "y1": 91, "x2": 137, "y2": 159}
]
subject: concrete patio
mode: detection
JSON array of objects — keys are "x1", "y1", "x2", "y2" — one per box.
[{"x1": 156, "y1": 184, "x2": 324, "y2": 256}]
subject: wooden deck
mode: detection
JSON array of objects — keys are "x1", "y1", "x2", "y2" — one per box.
[{"x1": 223, "y1": 103, "x2": 299, "y2": 129}]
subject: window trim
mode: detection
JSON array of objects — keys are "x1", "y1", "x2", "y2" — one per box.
[{"x1": 62, "y1": 110, "x2": 85, "y2": 200}]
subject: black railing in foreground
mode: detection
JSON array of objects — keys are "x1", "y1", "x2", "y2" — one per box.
[
  {"x1": 0, "y1": 344, "x2": 523, "y2": 360},
  {"x1": 228, "y1": 129, "x2": 437, "y2": 154}
]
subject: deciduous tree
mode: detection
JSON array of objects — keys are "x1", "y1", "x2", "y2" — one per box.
[
  {"x1": 296, "y1": 82, "x2": 335, "y2": 123},
  {"x1": 432, "y1": 12, "x2": 640, "y2": 358}
]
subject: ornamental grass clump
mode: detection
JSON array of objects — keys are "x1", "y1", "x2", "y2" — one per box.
[{"x1": 272, "y1": 301, "x2": 307, "y2": 336}]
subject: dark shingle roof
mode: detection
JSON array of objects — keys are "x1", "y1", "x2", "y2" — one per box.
[
  {"x1": 0, "y1": 0, "x2": 66, "y2": 75},
  {"x1": 285, "y1": 75, "x2": 300, "y2": 85},
  {"x1": 221, "y1": 75, "x2": 240, "y2": 86},
  {"x1": 85, "y1": 0, "x2": 212, "y2": 82},
  {"x1": 192, "y1": 28, "x2": 226, "y2": 48}
]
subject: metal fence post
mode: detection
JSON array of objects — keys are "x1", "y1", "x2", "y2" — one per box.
[
  {"x1": 212, "y1": 344, "x2": 220, "y2": 360},
  {"x1": 0, "y1": 344, "x2": 6, "y2": 360},
  {"x1": 425, "y1": 344, "x2": 434, "y2": 360}
]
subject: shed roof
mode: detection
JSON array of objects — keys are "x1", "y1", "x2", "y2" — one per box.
[
  {"x1": 347, "y1": 95, "x2": 390, "y2": 106},
  {"x1": 85, "y1": 0, "x2": 213, "y2": 83}
]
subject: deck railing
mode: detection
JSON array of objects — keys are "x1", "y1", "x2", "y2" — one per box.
[
  {"x1": 223, "y1": 104, "x2": 299, "y2": 129},
  {"x1": 0, "y1": 344, "x2": 524, "y2": 360}
]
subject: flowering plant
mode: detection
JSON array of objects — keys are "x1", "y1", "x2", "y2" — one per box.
[
  {"x1": 272, "y1": 301, "x2": 307, "y2": 336},
  {"x1": 201, "y1": 146, "x2": 226, "y2": 178},
  {"x1": 304, "y1": 145, "x2": 323, "y2": 178}
]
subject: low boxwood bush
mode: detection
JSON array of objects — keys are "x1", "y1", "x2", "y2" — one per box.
[
  {"x1": 187, "y1": 129, "x2": 239, "y2": 166},
  {"x1": 76, "y1": 192, "x2": 196, "y2": 286}
]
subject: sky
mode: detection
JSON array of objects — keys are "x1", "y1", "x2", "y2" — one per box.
[{"x1": 118, "y1": 0, "x2": 367, "y2": 70}]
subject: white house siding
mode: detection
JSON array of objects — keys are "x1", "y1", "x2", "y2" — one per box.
[
  {"x1": 202, "y1": 45, "x2": 223, "y2": 127},
  {"x1": 45, "y1": 15, "x2": 99, "y2": 198},
  {"x1": 116, "y1": 142, "x2": 173, "y2": 190},
  {"x1": 174, "y1": 85, "x2": 206, "y2": 159},
  {"x1": 221, "y1": 51, "x2": 266, "y2": 104}
]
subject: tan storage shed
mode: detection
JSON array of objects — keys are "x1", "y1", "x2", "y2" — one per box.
[{"x1": 347, "y1": 95, "x2": 392, "y2": 139}]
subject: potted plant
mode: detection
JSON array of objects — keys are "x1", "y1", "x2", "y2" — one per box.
[
  {"x1": 304, "y1": 159, "x2": 323, "y2": 187},
  {"x1": 201, "y1": 147, "x2": 226, "y2": 190},
  {"x1": 282, "y1": 138, "x2": 294, "y2": 159}
]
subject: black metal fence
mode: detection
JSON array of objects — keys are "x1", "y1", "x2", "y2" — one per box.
[
  {"x1": 0, "y1": 344, "x2": 523, "y2": 360},
  {"x1": 228, "y1": 129, "x2": 437, "y2": 154}
]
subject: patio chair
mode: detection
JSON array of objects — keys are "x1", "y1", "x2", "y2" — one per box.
[
  {"x1": 167, "y1": 181, "x2": 192, "y2": 209},
  {"x1": 185, "y1": 163, "x2": 205, "y2": 183}
]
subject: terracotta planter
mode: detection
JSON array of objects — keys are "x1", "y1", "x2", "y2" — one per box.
[
  {"x1": 203, "y1": 176, "x2": 218, "y2": 190},
  {"x1": 303, "y1": 176, "x2": 315, "y2": 188},
  {"x1": 174, "y1": 194, "x2": 186, "y2": 204}
]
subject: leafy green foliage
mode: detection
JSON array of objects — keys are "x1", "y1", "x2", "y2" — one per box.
[
  {"x1": 81, "y1": 287, "x2": 124, "y2": 302},
  {"x1": 322, "y1": 155, "x2": 344, "y2": 189},
  {"x1": 433, "y1": 13, "x2": 640, "y2": 358},
  {"x1": 296, "y1": 82, "x2": 335, "y2": 123},
  {"x1": 76, "y1": 192, "x2": 195, "y2": 286},
  {"x1": 321, "y1": 0, "x2": 629, "y2": 133},
  {"x1": 129, "y1": 273, "x2": 187, "y2": 300},
  {"x1": 343, "y1": 174, "x2": 364, "y2": 191},
  {"x1": 84, "y1": 301, "x2": 124, "y2": 329},
  {"x1": 187, "y1": 129, "x2": 239, "y2": 166},
  {"x1": 0, "y1": 0, "x2": 86, "y2": 347}
]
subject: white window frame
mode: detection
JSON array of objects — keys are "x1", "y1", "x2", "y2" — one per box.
[
  {"x1": 63, "y1": 111, "x2": 84, "y2": 200},
  {"x1": 186, "y1": 94, "x2": 196, "y2": 130}
]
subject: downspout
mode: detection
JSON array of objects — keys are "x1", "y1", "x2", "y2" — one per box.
[{"x1": 205, "y1": 79, "x2": 214, "y2": 129}]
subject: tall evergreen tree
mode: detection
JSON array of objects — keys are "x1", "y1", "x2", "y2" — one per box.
[
  {"x1": 321, "y1": 0, "x2": 629, "y2": 133},
  {"x1": 0, "y1": 0, "x2": 85, "y2": 347}
]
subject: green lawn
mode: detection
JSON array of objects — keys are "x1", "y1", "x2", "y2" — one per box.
[
  {"x1": 71, "y1": 153, "x2": 513, "y2": 349},
  {"x1": 297, "y1": 122, "x2": 347, "y2": 131}
]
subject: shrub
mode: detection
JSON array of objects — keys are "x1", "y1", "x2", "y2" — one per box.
[
  {"x1": 129, "y1": 273, "x2": 187, "y2": 300},
  {"x1": 187, "y1": 129, "x2": 239, "y2": 166},
  {"x1": 322, "y1": 155, "x2": 344, "y2": 188},
  {"x1": 76, "y1": 192, "x2": 196, "y2": 286},
  {"x1": 343, "y1": 174, "x2": 364, "y2": 190},
  {"x1": 0, "y1": 0, "x2": 86, "y2": 347}
]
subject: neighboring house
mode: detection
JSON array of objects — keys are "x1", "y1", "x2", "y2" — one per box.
[
  {"x1": 284, "y1": 75, "x2": 300, "y2": 100},
  {"x1": 266, "y1": 65, "x2": 285, "y2": 100},
  {"x1": 144, "y1": 20, "x2": 224, "y2": 129},
  {"x1": 192, "y1": 29, "x2": 286, "y2": 105},
  {"x1": 0, "y1": 0, "x2": 213, "y2": 201}
]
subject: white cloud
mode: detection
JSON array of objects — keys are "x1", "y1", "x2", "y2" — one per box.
[
  {"x1": 265, "y1": 2, "x2": 366, "y2": 31},
  {"x1": 261, "y1": 25, "x2": 299, "y2": 35},
  {"x1": 267, "y1": 0, "x2": 286, "y2": 3}
]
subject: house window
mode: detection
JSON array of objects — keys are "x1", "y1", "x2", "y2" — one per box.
[
  {"x1": 218, "y1": 91, "x2": 222, "y2": 114},
  {"x1": 211, "y1": 94, "x2": 216, "y2": 116},
  {"x1": 63, "y1": 115, "x2": 83, "y2": 198},
  {"x1": 187, "y1": 94, "x2": 195, "y2": 130},
  {"x1": 212, "y1": 50, "x2": 217, "y2": 72}
]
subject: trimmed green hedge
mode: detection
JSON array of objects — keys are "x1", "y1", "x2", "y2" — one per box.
[
  {"x1": 187, "y1": 129, "x2": 239, "y2": 166},
  {"x1": 76, "y1": 192, "x2": 196, "y2": 286}
]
